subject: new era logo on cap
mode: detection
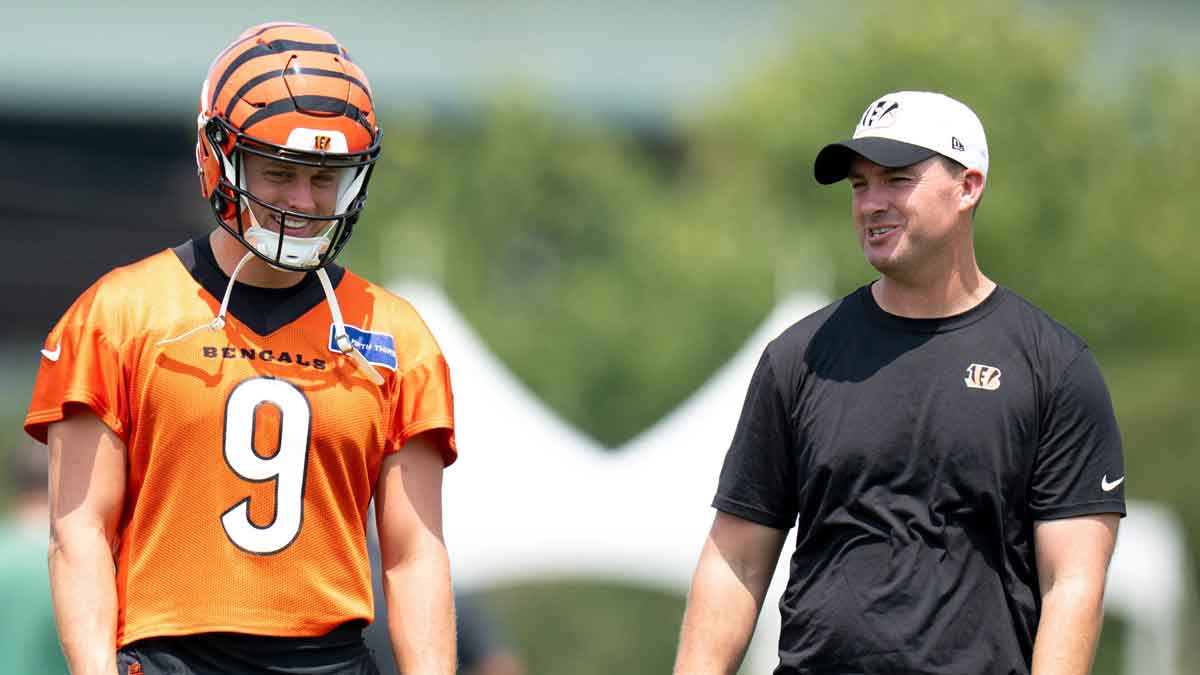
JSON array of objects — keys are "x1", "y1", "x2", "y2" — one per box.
[{"x1": 814, "y1": 91, "x2": 989, "y2": 184}]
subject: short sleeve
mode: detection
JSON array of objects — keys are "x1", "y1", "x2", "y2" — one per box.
[
  {"x1": 24, "y1": 287, "x2": 129, "y2": 444},
  {"x1": 1029, "y1": 348, "x2": 1126, "y2": 520},
  {"x1": 389, "y1": 353, "x2": 457, "y2": 465},
  {"x1": 712, "y1": 348, "x2": 798, "y2": 530}
]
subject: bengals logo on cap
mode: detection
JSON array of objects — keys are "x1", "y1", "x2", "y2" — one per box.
[{"x1": 860, "y1": 99, "x2": 900, "y2": 128}]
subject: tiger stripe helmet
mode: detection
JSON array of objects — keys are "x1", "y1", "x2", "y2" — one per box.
[{"x1": 195, "y1": 22, "x2": 382, "y2": 271}]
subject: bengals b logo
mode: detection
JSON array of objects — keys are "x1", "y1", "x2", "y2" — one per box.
[
  {"x1": 964, "y1": 363, "x2": 1001, "y2": 391},
  {"x1": 314, "y1": 135, "x2": 332, "y2": 151}
]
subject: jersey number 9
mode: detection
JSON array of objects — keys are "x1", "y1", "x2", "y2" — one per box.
[{"x1": 220, "y1": 376, "x2": 312, "y2": 554}]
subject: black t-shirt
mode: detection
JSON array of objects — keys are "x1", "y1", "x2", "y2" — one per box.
[{"x1": 713, "y1": 284, "x2": 1125, "y2": 675}]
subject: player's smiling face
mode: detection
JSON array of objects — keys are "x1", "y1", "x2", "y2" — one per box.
[
  {"x1": 241, "y1": 153, "x2": 341, "y2": 238},
  {"x1": 847, "y1": 155, "x2": 968, "y2": 279}
]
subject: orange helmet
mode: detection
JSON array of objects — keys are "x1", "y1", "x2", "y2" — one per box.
[{"x1": 195, "y1": 22, "x2": 382, "y2": 271}]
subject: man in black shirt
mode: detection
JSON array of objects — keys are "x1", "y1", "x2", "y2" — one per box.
[{"x1": 674, "y1": 91, "x2": 1125, "y2": 675}]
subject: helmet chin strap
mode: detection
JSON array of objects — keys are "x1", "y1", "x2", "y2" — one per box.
[
  {"x1": 157, "y1": 251, "x2": 256, "y2": 346},
  {"x1": 244, "y1": 221, "x2": 333, "y2": 270},
  {"x1": 240, "y1": 197, "x2": 333, "y2": 270},
  {"x1": 316, "y1": 268, "x2": 385, "y2": 386},
  {"x1": 158, "y1": 242, "x2": 384, "y2": 387}
]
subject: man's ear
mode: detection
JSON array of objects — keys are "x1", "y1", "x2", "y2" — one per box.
[{"x1": 961, "y1": 168, "x2": 985, "y2": 212}]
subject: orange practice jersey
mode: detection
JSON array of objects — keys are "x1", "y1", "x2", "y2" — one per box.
[{"x1": 25, "y1": 244, "x2": 456, "y2": 647}]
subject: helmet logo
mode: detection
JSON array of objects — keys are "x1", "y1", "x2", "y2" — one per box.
[{"x1": 286, "y1": 128, "x2": 348, "y2": 153}]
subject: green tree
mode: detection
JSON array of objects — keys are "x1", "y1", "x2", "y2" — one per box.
[{"x1": 359, "y1": 97, "x2": 776, "y2": 447}]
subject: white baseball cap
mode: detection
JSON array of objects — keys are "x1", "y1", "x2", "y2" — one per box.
[{"x1": 813, "y1": 91, "x2": 989, "y2": 184}]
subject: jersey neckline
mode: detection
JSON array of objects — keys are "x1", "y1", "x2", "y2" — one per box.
[
  {"x1": 172, "y1": 236, "x2": 347, "y2": 337},
  {"x1": 857, "y1": 281, "x2": 1007, "y2": 334}
]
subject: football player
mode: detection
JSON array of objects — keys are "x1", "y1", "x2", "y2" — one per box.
[{"x1": 26, "y1": 22, "x2": 457, "y2": 675}]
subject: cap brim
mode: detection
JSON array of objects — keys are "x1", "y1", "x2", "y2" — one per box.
[{"x1": 813, "y1": 137, "x2": 938, "y2": 185}]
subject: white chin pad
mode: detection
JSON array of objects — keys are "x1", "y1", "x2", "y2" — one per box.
[{"x1": 245, "y1": 224, "x2": 332, "y2": 268}]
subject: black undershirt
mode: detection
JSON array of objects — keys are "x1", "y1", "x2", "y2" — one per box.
[{"x1": 172, "y1": 236, "x2": 346, "y2": 336}]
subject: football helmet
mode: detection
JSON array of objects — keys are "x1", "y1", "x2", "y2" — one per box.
[{"x1": 195, "y1": 22, "x2": 382, "y2": 271}]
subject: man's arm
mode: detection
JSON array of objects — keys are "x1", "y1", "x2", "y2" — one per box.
[
  {"x1": 674, "y1": 511, "x2": 787, "y2": 675},
  {"x1": 47, "y1": 408, "x2": 127, "y2": 675},
  {"x1": 1030, "y1": 513, "x2": 1120, "y2": 675},
  {"x1": 375, "y1": 432, "x2": 455, "y2": 675}
]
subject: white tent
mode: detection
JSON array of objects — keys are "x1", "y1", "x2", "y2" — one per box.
[{"x1": 395, "y1": 280, "x2": 1191, "y2": 675}]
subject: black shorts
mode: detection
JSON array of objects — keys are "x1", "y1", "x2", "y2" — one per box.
[{"x1": 117, "y1": 621, "x2": 381, "y2": 675}]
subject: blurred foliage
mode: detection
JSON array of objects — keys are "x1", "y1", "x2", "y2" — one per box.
[
  {"x1": 477, "y1": 581, "x2": 683, "y2": 675},
  {"x1": 474, "y1": 581, "x2": 1130, "y2": 675},
  {"x1": 361, "y1": 97, "x2": 779, "y2": 448},
  {"x1": 340, "y1": 1, "x2": 1200, "y2": 672}
]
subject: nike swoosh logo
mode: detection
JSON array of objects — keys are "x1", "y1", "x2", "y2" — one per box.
[
  {"x1": 1101, "y1": 475, "x2": 1125, "y2": 492},
  {"x1": 41, "y1": 344, "x2": 62, "y2": 362}
]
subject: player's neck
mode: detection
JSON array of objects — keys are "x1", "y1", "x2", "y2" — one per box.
[
  {"x1": 208, "y1": 229, "x2": 308, "y2": 289},
  {"x1": 872, "y1": 262, "x2": 995, "y2": 319}
]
